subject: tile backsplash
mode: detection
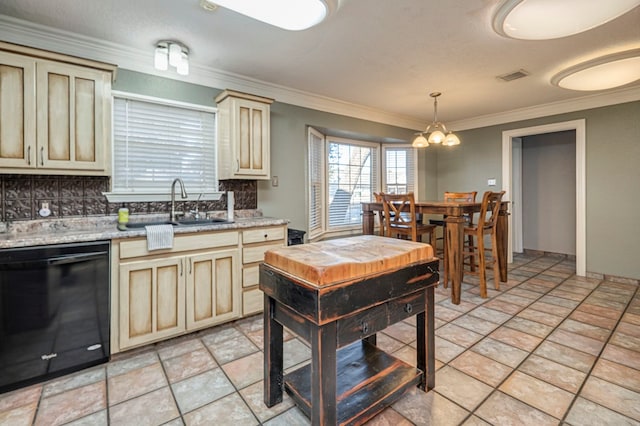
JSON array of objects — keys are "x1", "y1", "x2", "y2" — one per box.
[{"x1": 0, "y1": 175, "x2": 257, "y2": 221}]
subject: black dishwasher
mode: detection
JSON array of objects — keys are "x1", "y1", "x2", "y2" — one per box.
[{"x1": 0, "y1": 241, "x2": 110, "y2": 393}]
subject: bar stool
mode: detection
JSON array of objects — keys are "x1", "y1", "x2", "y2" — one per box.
[{"x1": 462, "y1": 190, "x2": 505, "y2": 298}]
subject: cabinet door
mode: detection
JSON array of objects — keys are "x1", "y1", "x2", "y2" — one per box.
[
  {"x1": 119, "y1": 256, "x2": 186, "y2": 349},
  {"x1": 186, "y1": 249, "x2": 241, "y2": 331},
  {"x1": 36, "y1": 60, "x2": 110, "y2": 171},
  {"x1": 234, "y1": 98, "x2": 270, "y2": 178},
  {"x1": 0, "y1": 52, "x2": 36, "y2": 168}
]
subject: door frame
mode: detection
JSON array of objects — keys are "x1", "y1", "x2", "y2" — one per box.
[{"x1": 501, "y1": 119, "x2": 586, "y2": 276}]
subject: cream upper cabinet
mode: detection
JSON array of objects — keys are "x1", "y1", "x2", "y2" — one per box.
[
  {"x1": 216, "y1": 90, "x2": 273, "y2": 180},
  {"x1": 0, "y1": 43, "x2": 115, "y2": 175},
  {"x1": 0, "y1": 51, "x2": 36, "y2": 168}
]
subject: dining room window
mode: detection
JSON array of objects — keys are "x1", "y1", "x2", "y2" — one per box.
[{"x1": 308, "y1": 127, "x2": 417, "y2": 239}]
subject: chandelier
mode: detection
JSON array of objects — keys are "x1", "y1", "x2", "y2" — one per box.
[{"x1": 412, "y1": 92, "x2": 460, "y2": 148}]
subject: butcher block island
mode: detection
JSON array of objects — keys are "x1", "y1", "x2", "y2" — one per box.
[{"x1": 260, "y1": 235, "x2": 439, "y2": 425}]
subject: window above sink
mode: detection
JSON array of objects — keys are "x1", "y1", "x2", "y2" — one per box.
[{"x1": 104, "y1": 92, "x2": 222, "y2": 204}]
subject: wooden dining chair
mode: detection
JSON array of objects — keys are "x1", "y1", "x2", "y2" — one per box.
[
  {"x1": 430, "y1": 191, "x2": 477, "y2": 287},
  {"x1": 380, "y1": 192, "x2": 437, "y2": 247},
  {"x1": 462, "y1": 190, "x2": 505, "y2": 298}
]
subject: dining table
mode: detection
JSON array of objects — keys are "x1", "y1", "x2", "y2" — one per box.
[{"x1": 361, "y1": 200, "x2": 509, "y2": 305}]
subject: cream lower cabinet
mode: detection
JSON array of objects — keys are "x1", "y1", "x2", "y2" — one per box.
[
  {"x1": 112, "y1": 231, "x2": 241, "y2": 353},
  {"x1": 186, "y1": 249, "x2": 241, "y2": 331},
  {"x1": 241, "y1": 226, "x2": 287, "y2": 315},
  {"x1": 119, "y1": 256, "x2": 186, "y2": 350}
]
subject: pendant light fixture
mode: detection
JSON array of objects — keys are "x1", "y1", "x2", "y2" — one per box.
[{"x1": 412, "y1": 92, "x2": 460, "y2": 148}]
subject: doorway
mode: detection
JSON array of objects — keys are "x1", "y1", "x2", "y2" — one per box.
[{"x1": 501, "y1": 119, "x2": 586, "y2": 276}]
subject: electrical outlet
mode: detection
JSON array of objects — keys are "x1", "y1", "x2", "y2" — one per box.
[
  {"x1": 39, "y1": 202, "x2": 51, "y2": 217},
  {"x1": 487, "y1": 178, "x2": 497, "y2": 186},
  {"x1": 272, "y1": 176, "x2": 279, "y2": 187}
]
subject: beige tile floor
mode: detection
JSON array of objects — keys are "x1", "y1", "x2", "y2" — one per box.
[{"x1": 1, "y1": 252, "x2": 639, "y2": 425}]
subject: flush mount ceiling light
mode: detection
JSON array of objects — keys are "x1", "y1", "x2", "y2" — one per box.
[
  {"x1": 154, "y1": 41, "x2": 190, "y2": 76},
  {"x1": 493, "y1": 0, "x2": 640, "y2": 40},
  {"x1": 551, "y1": 49, "x2": 640, "y2": 91},
  {"x1": 412, "y1": 92, "x2": 460, "y2": 148},
  {"x1": 202, "y1": 0, "x2": 337, "y2": 31}
]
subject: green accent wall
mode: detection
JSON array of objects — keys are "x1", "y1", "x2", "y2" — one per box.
[{"x1": 436, "y1": 101, "x2": 640, "y2": 280}]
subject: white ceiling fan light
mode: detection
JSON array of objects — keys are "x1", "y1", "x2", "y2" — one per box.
[
  {"x1": 551, "y1": 49, "x2": 640, "y2": 91},
  {"x1": 203, "y1": 0, "x2": 339, "y2": 31},
  {"x1": 493, "y1": 0, "x2": 640, "y2": 40}
]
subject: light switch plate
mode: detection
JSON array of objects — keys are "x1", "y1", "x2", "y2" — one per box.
[{"x1": 487, "y1": 178, "x2": 497, "y2": 186}]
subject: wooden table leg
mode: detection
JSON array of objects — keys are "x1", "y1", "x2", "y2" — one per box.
[
  {"x1": 264, "y1": 295, "x2": 283, "y2": 407},
  {"x1": 497, "y1": 209, "x2": 509, "y2": 282},
  {"x1": 362, "y1": 208, "x2": 375, "y2": 235},
  {"x1": 445, "y1": 215, "x2": 466, "y2": 305},
  {"x1": 310, "y1": 322, "x2": 337, "y2": 425},
  {"x1": 416, "y1": 286, "x2": 435, "y2": 391}
]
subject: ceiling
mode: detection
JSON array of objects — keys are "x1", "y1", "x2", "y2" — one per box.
[{"x1": 1, "y1": 0, "x2": 639, "y2": 131}]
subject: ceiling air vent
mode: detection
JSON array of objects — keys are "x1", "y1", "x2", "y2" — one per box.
[{"x1": 497, "y1": 69, "x2": 530, "y2": 82}]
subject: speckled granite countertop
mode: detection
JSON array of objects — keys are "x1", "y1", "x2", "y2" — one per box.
[{"x1": 0, "y1": 211, "x2": 289, "y2": 249}]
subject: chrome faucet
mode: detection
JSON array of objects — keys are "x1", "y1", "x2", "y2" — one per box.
[{"x1": 170, "y1": 178, "x2": 188, "y2": 222}]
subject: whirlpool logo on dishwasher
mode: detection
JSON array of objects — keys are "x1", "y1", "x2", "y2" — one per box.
[{"x1": 41, "y1": 353, "x2": 58, "y2": 360}]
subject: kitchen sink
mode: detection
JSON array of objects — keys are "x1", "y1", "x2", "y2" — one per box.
[
  {"x1": 176, "y1": 218, "x2": 231, "y2": 226},
  {"x1": 124, "y1": 220, "x2": 177, "y2": 229},
  {"x1": 122, "y1": 218, "x2": 230, "y2": 230}
]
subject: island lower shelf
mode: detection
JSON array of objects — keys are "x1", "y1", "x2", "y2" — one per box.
[{"x1": 284, "y1": 340, "x2": 422, "y2": 426}]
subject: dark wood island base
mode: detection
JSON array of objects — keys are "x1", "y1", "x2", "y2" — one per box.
[{"x1": 260, "y1": 235, "x2": 439, "y2": 425}]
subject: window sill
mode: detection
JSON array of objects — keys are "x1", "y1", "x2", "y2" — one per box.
[{"x1": 103, "y1": 191, "x2": 224, "y2": 203}]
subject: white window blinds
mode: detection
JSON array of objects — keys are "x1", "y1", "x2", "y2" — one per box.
[
  {"x1": 382, "y1": 145, "x2": 417, "y2": 194},
  {"x1": 308, "y1": 128, "x2": 325, "y2": 237},
  {"x1": 113, "y1": 96, "x2": 217, "y2": 193}
]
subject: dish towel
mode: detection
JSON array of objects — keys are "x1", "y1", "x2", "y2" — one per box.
[{"x1": 145, "y1": 224, "x2": 174, "y2": 251}]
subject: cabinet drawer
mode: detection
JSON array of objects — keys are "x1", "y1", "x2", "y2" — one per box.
[
  {"x1": 243, "y1": 265, "x2": 259, "y2": 288},
  {"x1": 243, "y1": 242, "x2": 284, "y2": 264},
  {"x1": 119, "y1": 231, "x2": 239, "y2": 259},
  {"x1": 243, "y1": 288, "x2": 263, "y2": 315},
  {"x1": 242, "y1": 227, "x2": 285, "y2": 244}
]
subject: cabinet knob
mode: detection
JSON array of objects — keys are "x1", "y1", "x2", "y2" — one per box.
[
  {"x1": 264, "y1": 234, "x2": 268, "y2": 239},
  {"x1": 361, "y1": 321, "x2": 369, "y2": 334}
]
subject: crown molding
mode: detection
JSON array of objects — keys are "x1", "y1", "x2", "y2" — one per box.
[
  {"x1": 450, "y1": 85, "x2": 640, "y2": 131},
  {"x1": 0, "y1": 15, "x2": 424, "y2": 130},
  {"x1": 2, "y1": 14, "x2": 639, "y2": 133}
]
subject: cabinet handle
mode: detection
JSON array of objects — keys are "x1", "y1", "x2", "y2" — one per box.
[
  {"x1": 404, "y1": 303, "x2": 413, "y2": 314},
  {"x1": 27, "y1": 146, "x2": 31, "y2": 165},
  {"x1": 236, "y1": 159, "x2": 239, "y2": 172},
  {"x1": 40, "y1": 147, "x2": 44, "y2": 166},
  {"x1": 189, "y1": 258, "x2": 192, "y2": 274},
  {"x1": 361, "y1": 321, "x2": 369, "y2": 334},
  {"x1": 180, "y1": 259, "x2": 183, "y2": 276}
]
